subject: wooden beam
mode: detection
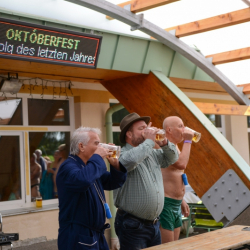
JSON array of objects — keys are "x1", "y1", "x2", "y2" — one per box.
[
  {"x1": 206, "y1": 47, "x2": 250, "y2": 65},
  {"x1": 169, "y1": 77, "x2": 227, "y2": 93},
  {"x1": 163, "y1": 8, "x2": 250, "y2": 38},
  {"x1": 194, "y1": 102, "x2": 250, "y2": 116},
  {"x1": 130, "y1": 0, "x2": 180, "y2": 12},
  {"x1": 106, "y1": 0, "x2": 180, "y2": 19},
  {"x1": 0, "y1": 58, "x2": 140, "y2": 83},
  {"x1": 237, "y1": 83, "x2": 250, "y2": 95},
  {"x1": 102, "y1": 72, "x2": 250, "y2": 198}
]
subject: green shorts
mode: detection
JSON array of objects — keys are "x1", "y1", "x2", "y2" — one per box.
[{"x1": 159, "y1": 197, "x2": 182, "y2": 231}]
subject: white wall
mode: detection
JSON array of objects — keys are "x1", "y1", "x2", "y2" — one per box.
[{"x1": 225, "y1": 115, "x2": 249, "y2": 165}]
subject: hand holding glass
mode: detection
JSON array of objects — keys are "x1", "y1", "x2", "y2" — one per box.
[
  {"x1": 185, "y1": 127, "x2": 201, "y2": 143},
  {"x1": 147, "y1": 127, "x2": 166, "y2": 142},
  {"x1": 99, "y1": 143, "x2": 121, "y2": 159}
]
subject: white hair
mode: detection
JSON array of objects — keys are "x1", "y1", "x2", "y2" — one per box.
[
  {"x1": 35, "y1": 149, "x2": 42, "y2": 157},
  {"x1": 70, "y1": 127, "x2": 101, "y2": 155}
]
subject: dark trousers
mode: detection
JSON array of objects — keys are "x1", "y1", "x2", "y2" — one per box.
[{"x1": 115, "y1": 211, "x2": 161, "y2": 250}]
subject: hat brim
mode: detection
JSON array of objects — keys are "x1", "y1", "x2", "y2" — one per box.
[{"x1": 120, "y1": 116, "x2": 151, "y2": 144}]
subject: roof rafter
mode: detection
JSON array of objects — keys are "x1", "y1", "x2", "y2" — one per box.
[
  {"x1": 164, "y1": 7, "x2": 250, "y2": 38},
  {"x1": 106, "y1": 0, "x2": 180, "y2": 19},
  {"x1": 237, "y1": 83, "x2": 250, "y2": 95},
  {"x1": 194, "y1": 102, "x2": 250, "y2": 116},
  {"x1": 206, "y1": 47, "x2": 250, "y2": 65}
]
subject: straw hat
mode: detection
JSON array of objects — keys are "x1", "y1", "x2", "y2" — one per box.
[{"x1": 120, "y1": 113, "x2": 150, "y2": 144}]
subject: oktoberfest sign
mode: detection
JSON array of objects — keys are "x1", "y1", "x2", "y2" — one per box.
[{"x1": 0, "y1": 18, "x2": 102, "y2": 68}]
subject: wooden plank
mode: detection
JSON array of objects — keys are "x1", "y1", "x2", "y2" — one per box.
[
  {"x1": 130, "y1": 0, "x2": 180, "y2": 12},
  {"x1": 144, "y1": 226, "x2": 250, "y2": 250},
  {"x1": 237, "y1": 83, "x2": 250, "y2": 95},
  {"x1": 206, "y1": 47, "x2": 250, "y2": 65},
  {"x1": 194, "y1": 102, "x2": 250, "y2": 115},
  {"x1": 169, "y1": 77, "x2": 226, "y2": 93},
  {"x1": 162, "y1": 8, "x2": 250, "y2": 38},
  {"x1": 106, "y1": 0, "x2": 180, "y2": 19},
  {"x1": 0, "y1": 58, "x2": 140, "y2": 83},
  {"x1": 102, "y1": 73, "x2": 250, "y2": 198}
]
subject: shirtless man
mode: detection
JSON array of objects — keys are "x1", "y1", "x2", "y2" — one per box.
[
  {"x1": 30, "y1": 153, "x2": 42, "y2": 199},
  {"x1": 160, "y1": 116, "x2": 194, "y2": 243}
]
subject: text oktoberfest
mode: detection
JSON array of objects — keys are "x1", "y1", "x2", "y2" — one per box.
[{"x1": 0, "y1": 28, "x2": 96, "y2": 64}]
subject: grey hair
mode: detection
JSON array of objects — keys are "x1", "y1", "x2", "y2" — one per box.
[
  {"x1": 70, "y1": 127, "x2": 101, "y2": 155},
  {"x1": 35, "y1": 149, "x2": 42, "y2": 156}
]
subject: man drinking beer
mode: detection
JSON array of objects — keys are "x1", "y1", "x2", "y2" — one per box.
[{"x1": 160, "y1": 116, "x2": 194, "y2": 243}]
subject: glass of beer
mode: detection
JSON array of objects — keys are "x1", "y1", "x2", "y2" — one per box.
[
  {"x1": 185, "y1": 127, "x2": 201, "y2": 143},
  {"x1": 36, "y1": 197, "x2": 42, "y2": 208},
  {"x1": 99, "y1": 143, "x2": 121, "y2": 159},
  {"x1": 147, "y1": 127, "x2": 166, "y2": 142}
]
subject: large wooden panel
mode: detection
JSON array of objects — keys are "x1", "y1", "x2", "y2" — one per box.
[{"x1": 102, "y1": 73, "x2": 250, "y2": 198}]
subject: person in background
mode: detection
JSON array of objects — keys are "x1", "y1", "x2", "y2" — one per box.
[
  {"x1": 53, "y1": 145, "x2": 68, "y2": 197},
  {"x1": 160, "y1": 116, "x2": 193, "y2": 243},
  {"x1": 56, "y1": 127, "x2": 127, "y2": 250},
  {"x1": 30, "y1": 153, "x2": 42, "y2": 199},
  {"x1": 44, "y1": 156, "x2": 52, "y2": 168},
  {"x1": 51, "y1": 150, "x2": 61, "y2": 198},
  {"x1": 35, "y1": 149, "x2": 47, "y2": 175},
  {"x1": 40, "y1": 151, "x2": 61, "y2": 199},
  {"x1": 58, "y1": 144, "x2": 68, "y2": 167},
  {"x1": 114, "y1": 113, "x2": 179, "y2": 250}
]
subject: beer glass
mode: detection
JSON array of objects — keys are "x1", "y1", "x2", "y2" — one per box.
[
  {"x1": 185, "y1": 127, "x2": 201, "y2": 143},
  {"x1": 147, "y1": 127, "x2": 166, "y2": 142},
  {"x1": 99, "y1": 143, "x2": 121, "y2": 159},
  {"x1": 36, "y1": 197, "x2": 42, "y2": 208}
]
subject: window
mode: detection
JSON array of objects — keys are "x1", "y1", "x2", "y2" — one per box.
[
  {"x1": 28, "y1": 99, "x2": 70, "y2": 126},
  {"x1": 0, "y1": 97, "x2": 23, "y2": 125},
  {"x1": 0, "y1": 135, "x2": 22, "y2": 202},
  {"x1": 0, "y1": 94, "x2": 74, "y2": 211},
  {"x1": 205, "y1": 114, "x2": 225, "y2": 135},
  {"x1": 205, "y1": 114, "x2": 221, "y2": 127},
  {"x1": 29, "y1": 132, "x2": 70, "y2": 201},
  {"x1": 110, "y1": 102, "x2": 129, "y2": 147}
]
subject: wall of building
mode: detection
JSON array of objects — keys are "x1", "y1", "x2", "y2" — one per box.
[
  {"x1": 1, "y1": 79, "x2": 114, "y2": 242},
  {"x1": 3, "y1": 210, "x2": 59, "y2": 240},
  {"x1": 225, "y1": 115, "x2": 250, "y2": 164}
]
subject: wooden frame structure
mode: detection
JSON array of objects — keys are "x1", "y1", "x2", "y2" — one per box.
[{"x1": 107, "y1": 2, "x2": 250, "y2": 68}]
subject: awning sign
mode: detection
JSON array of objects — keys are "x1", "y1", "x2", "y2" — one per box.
[{"x1": 0, "y1": 18, "x2": 102, "y2": 68}]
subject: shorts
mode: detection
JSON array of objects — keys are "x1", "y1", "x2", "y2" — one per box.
[{"x1": 159, "y1": 197, "x2": 182, "y2": 231}]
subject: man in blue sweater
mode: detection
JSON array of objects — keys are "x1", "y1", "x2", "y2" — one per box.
[{"x1": 56, "y1": 127, "x2": 127, "y2": 250}]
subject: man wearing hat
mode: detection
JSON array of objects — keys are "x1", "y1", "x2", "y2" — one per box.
[{"x1": 114, "y1": 113, "x2": 179, "y2": 250}]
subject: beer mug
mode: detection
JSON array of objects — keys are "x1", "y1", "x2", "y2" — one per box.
[
  {"x1": 36, "y1": 197, "x2": 42, "y2": 208},
  {"x1": 147, "y1": 127, "x2": 166, "y2": 142},
  {"x1": 99, "y1": 143, "x2": 121, "y2": 159},
  {"x1": 185, "y1": 126, "x2": 201, "y2": 143}
]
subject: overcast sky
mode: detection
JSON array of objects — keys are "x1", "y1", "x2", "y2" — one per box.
[{"x1": 1, "y1": 0, "x2": 250, "y2": 85}]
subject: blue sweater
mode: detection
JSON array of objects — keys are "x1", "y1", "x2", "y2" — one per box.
[{"x1": 56, "y1": 154, "x2": 127, "y2": 250}]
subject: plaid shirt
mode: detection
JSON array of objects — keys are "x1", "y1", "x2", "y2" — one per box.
[{"x1": 114, "y1": 139, "x2": 178, "y2": 220}]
